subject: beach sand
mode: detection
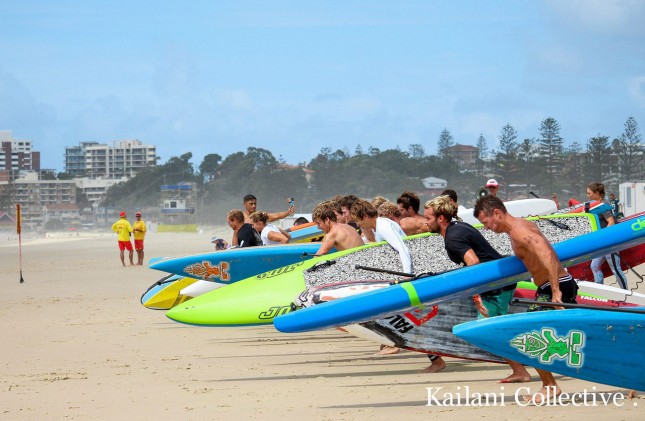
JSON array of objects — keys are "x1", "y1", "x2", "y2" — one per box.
[{"x1": 1, "y1": 230, "x2": 643, "y2": 420}]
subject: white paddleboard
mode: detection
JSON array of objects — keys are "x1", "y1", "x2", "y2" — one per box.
[
  {"x1": 180, "y1": 280, "x2": 224, "y2": 298},
  {"x1": 576, "y1": 281, "x2": 645, "y2": 306},
  {"x1": 459, "y1": 198, "x2": 556, "y2": 225}
]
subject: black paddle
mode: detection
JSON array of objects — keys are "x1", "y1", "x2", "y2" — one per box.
[
  {"x1": 511, "y1": 298, "x2": 645, "y2": 314},
  {"x1": 354, "y1": 264, "x2": 460, "y2": 284}
]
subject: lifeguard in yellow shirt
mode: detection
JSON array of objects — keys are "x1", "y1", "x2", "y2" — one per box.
[
  {"x1": 133, "y1": 211, "x2": 147, "y2": 265},
  {"x1": 112, "y1": 211, "x2": 134, "y2": 267}
]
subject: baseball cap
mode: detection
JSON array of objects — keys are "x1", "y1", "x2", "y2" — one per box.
[
  {"x1": 119, "y1": 211, "x2": 126, "y2": 218},
  {"x1": 135, "y1": 212, "x2": 141, "y2": 216},
  {"x1": 485, "y1": 179, "x2": 499, "y2": 187}
]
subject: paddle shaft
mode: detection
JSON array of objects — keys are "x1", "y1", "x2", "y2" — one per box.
[{"x1": 512, "y1": 298, "x2": 645, "y2": 314}]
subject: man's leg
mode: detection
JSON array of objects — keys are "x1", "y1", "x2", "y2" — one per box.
[
  {"x1": 525, "y1": 368, "x2": 561, "y2": 404},
  {"x1": 483, "y1": 291, "x2": 530, "y2": 383},
  {"x1": 418, "y1": 355, "x2": 446, "y2": 373},
  {"x1": 590, "y1": 256, "x2": 606, "y2": 284},
  {"x1": 607, "y1": 253, "x2": 629, "y2": 290}
]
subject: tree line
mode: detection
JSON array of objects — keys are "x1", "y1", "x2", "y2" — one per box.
[{"x1": 84, "y1": 116, "x2": 645, "y2": 225}]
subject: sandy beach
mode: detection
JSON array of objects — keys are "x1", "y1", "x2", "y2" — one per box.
[{"x1": 1, "y1": 229, "x2": 643, "y2": 420}]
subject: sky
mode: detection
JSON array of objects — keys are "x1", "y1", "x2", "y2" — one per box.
[{"x1": 1, "y1": 1, "x2": 644, "y2": 172}]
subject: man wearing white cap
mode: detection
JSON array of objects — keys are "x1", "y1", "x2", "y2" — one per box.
[{"x1": 485, "y1": 179, "x2": 499, "y2": 198}]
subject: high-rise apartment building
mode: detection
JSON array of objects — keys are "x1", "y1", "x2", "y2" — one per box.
[
  {"x1": 64, "y1": 139, "x2": 156, "y2": 178},
  {"x1": 0, "y1": 131, "x2": 41, "y2": 178}
]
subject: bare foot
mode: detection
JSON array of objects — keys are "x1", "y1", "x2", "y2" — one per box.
[
  {"x1": 417, "y1": 358, "x2": 446, "y2": 373},
  {"x1": 523, "y1": 386, "x2": 561, "y2": 405},
  {"x1": 628, "y1": 390, "x2": 638, "y2": 400},
  {"x1": 375, "y1": 345, "x2": 400, "y2": 355},
  {"x1": 499, "y1": 373, "x2": 531, "y2": 383}
]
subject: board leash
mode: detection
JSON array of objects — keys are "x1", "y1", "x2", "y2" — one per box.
[
  {"x1": 511, "y1": 298, "x2": 645, "y2": 314},
  {"x1": 607, "y1": 252, "x2": 644, "y2": 305}
]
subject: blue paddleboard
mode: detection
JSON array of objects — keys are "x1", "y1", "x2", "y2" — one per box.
[
  {"x1": 273, "y1": 215, "x2": 645, "y2": 332},
  {"x1": 452, "y1": 308, "x2": 645, "y2": 390},
  {"x1": 149, "y1": 242, "x2": 325, "y2": 283}
]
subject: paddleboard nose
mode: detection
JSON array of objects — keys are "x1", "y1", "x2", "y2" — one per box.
[{"x1": 164, "y1": 271, "x2": 303, "y2": 326}]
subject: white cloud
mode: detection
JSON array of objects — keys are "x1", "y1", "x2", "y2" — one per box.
[
  {"x1": 545, "y1": 0, "x2": 645, "y2": 34},
  {"x1": 628, "y1": 76, "x2": 645, "y2": 106}
]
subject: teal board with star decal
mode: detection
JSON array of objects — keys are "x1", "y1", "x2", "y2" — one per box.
[{"x1": 452, "y1": 308, "x2": 645, "y2": 390}]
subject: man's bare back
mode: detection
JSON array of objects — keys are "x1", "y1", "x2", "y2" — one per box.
[
  {"x1": 400, "y1": 215, "x2": 430, "y2": 236},
  {"x1": 507, "y1": 217, "x2": 567, "y2": 297},
  {"x1": 316, "y1": 222, "x2": 364, "y2": 255}
]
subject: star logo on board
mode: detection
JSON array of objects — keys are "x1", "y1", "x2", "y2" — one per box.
[{"x1": 510, "y1": 328, "x2": 584, "y2": 367}]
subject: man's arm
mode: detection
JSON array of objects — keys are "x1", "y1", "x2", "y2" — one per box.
[
  {"x1": 267, "y1": 229, "x2": 290, "y2": 244},
  {"x1": 267, "y1": 206, "x2": 295, "y2": 222},
  {"x1": 461, "y1": 249, "x2": 489, "y2": 317},
  {"x1": 377, "y1": 223, "x2": 412, "y2": 274},
  {"x1": 315, "y1": 232, "x2": 337, "y2": 256}
]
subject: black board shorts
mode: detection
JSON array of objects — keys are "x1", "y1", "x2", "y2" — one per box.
[{"x1": 529, "y1": 274, "x2": 578, "y2": 312}]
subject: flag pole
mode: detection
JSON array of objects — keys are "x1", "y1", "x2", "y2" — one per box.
[{"x1": 16, "y1": 203, "x2": 24, "y2": 283}]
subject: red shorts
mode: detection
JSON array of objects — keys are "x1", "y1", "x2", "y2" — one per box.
[
  {"x1": 134, "y1": 240, "x2": 144, "y2": 250},
  {"x1": 118, "y1": 240, "x2": 133, "y2": 251}
]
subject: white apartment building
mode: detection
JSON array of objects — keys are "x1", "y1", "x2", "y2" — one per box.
[
  {"x1": 65, "y1": 139, "x2": 156, "y2": 178},
  {"x1": 73, "y1": 176, "x2": 128, "y2": 205}
]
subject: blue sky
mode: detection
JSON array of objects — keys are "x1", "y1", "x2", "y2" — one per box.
[{"x1": 1, "y1": 1, "x2": 644, "y2": 172}]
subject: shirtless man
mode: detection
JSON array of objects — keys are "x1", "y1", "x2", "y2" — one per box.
[
  {"x1": 397, "y1": 191, "x2": 430, "y2": 235},
  {"x1": 423, "y1": 195, "x2": 530, "y2": 382},
  {"x1": 312, "y1": 200, "x2": 364, "y2": 256},
  {"x1": 474, "y1": 195, "x2": 579, "y2": 403},
  {"x1": 242, "y1": 194, "x2": 294, "y2": 223}
]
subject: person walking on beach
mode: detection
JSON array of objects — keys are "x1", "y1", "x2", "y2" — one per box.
[
  {"x1": 423, "y1": 195, "x2": 531, "y2": 382},
  {"x1": 350, "y1": 198, "x2": 413, "y2": 356},
  {"x1": 474, "y1": 195, "x2": 579, "y2": 404},
  {"x1": 586, "y1": 183, "x2": 629, "y2": 290},
  {"x1": 132, "y1": 211, "x2": 147, "y2": 265},
  {"x1": 112, "y1": 211, "x2": 134, "y2": 267},
  {"x1": 609, "y1": 193, "x2": 622, "y2": 219}
]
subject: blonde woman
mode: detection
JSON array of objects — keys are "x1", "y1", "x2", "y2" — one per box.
[{"x1": 249, "y1": 211, "x2": 290, "y2": 245}]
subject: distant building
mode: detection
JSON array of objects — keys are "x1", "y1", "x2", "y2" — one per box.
[
  {"x1": 159, "y1": 182, "x2": 197, "y2": 232},
  {"x1": 13, "y1": 172, "x2": 77, "y2": 226},
  {"x1": 421, "y1": 177, "x2": 448, "y2": 190},
  {"x1": 0, "y1": 131, "x2": 41, "y2": 181},
  {"x1": 445, "y1": 144, "x2": 478, "y2": 170},
  {"x1": 64, "y1": 139, "x2": 156, "y2": 178},
  {"x1": 42, "y1": 203, "x2": 80, "y2": 225},
  {"x1": 73, "y1": 176, "x2": 128, "y2": 205}
]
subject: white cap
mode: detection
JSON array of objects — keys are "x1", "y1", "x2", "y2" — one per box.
[{"x1": 485, "y1": 179, "x2": 499, "y2": 187}]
